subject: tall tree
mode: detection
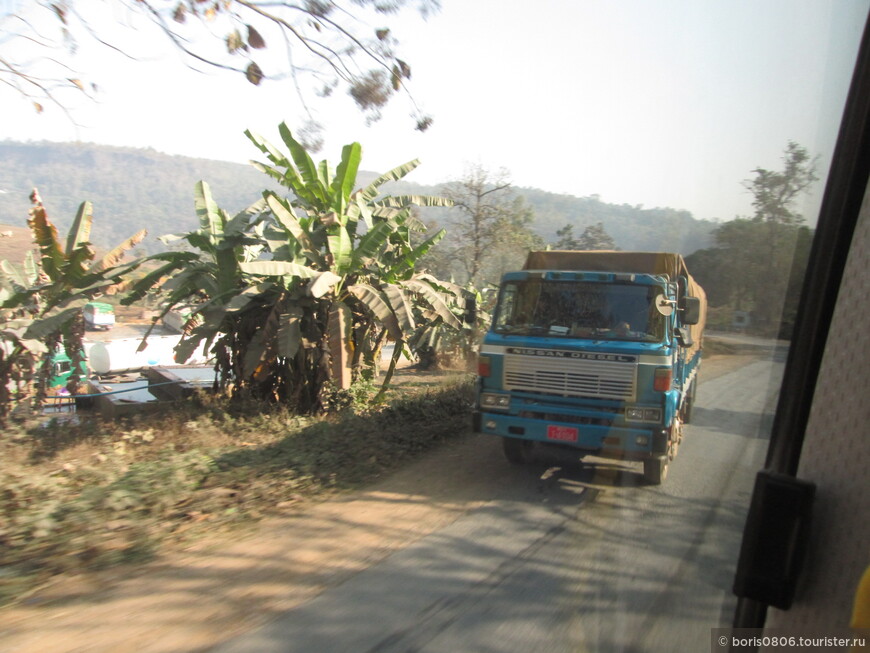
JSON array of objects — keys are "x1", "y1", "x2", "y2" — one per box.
[
  {"x1": 744, "y1": 141, "x2": 819, "y2": 227},
  {"x1": 686, "y1": 141, "x2": 818, "y2": 333},
  {"x1": 552, "y1": 221, "x2": 616, "y2": 250},
  {"x1": 577, "y1": 222, "x2": 616, "y2": 250},
  {"x1": 438, "y1": 165, "x2": 537, "y2": 287},
  {"x1": 743, "y1": 141, "x2": 819, "y2": 328},
  {"x1": 1, "y1": 0, "x2": 438, "y2": 135},
  {"x1": 553, "y1": 223, "x2": 579, "y2": 249},
  {"x1": 488, "y1": 201, "x2": 544, "y2": 283}
]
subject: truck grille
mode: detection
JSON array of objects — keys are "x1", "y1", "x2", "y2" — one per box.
[{"x1": 503, "y1": 354, "x2": 636, "y2": 400}]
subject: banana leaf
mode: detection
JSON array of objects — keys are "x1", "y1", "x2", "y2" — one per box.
[
  {"x1": 326, "y1": 225, "x2": 352, "y2": 275},
  {"x1": 401, "y1": 278, "x2": 462, "y2": 330},
  {"x1": 318, "y1": 159, "x2": 333, "y2": 193},
  {"x1": 385, "y1": 228, "x2": 446, "y2": 280},
  {"x1": 278, "y1": 305, "x2": 304, "y2": 360},
  {"x1": 308, "y1": 271, "x2": 342, "y2": 298},
  {"x1": 376, "y1": 195, "x2": 454, "y2": 208},
  {"x1": 225, "y1": 197, "x2": 268, "y2": 236},
  {"x1": 265, "y1": 193, "x2": 326, "y2": 267},
  {"x1": 382, "y1": 283, "x2": 416, "y2": 333},
  {"x1": 356, "y1": 160, "x2": 422, "y2": 203},
  {"x1": 348, "y1": 283, "x2": 403, "y2": 342},
  {"x1": 90, "y1": 229, "x2": 147, "y2": 274},
  {"x1": 23, "y1": 298, "x2": 89, "y2": 340},
  {"x1": 331, "y1": 142, "x2": 362, "y2": 216},
  {"x1": 244, "y1": 129, "x2": 291, "y2": 169},
  {"x1": 352, "y1": 221, "x2": 393, "y2": 268},
  {"x1": 239, "y1": 260, "x2": 320, "y2": 278},
  {"x1": 278, "y1": 122, "x2": 329, "y2": 204},
  {"x1": 65, "y1": 201, "x2": 93, "y2": 257},
  {"x1": 27, "y1": 205, "x2": 64, "y2": 281},
  {"x1": 195, "y1": 181, "x2": 224, "y2": 238}
]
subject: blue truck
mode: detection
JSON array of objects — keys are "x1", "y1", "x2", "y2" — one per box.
[{"x1": 473, "y1": 250, "x2": 706, "y2": 484}]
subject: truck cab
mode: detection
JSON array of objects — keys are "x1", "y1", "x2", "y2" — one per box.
[
  {"x1": 473, "y1": 251, "x2": 706, "y2": 484},
  {"x1": 83, "y1": 302, "x2": 115, "y2": 331}
]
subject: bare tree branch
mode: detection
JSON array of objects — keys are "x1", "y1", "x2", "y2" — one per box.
[{"x1": 1, "y1": 0, "x2": 437, "y2": 132}]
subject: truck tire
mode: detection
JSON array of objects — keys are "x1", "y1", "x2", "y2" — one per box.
[
  {"x1": 502, "y1": 437, "x2": 533, "y2": 465},
  {"x1": 643, "y1": 455, "x2": 669, "y2": 485}
]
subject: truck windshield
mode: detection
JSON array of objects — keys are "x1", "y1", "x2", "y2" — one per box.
[{"x1": 493, "y1": 280, "x2": 665, "y2": 342}]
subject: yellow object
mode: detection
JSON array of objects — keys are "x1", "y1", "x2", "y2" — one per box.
[{"x1": 853, "y1": 564, "x2": 870, "y2": 629}]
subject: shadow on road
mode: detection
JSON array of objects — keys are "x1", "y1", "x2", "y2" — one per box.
[{"x1": 508, "y1": 441, "x2": 649, "y2": 490}]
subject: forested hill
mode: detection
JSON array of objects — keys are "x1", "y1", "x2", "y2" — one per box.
[
  {"x1": 0, "y1": 140, "x2": 714, "y2": 255},
  {"x1": 0, "y1": 140, "x2": 280, "y2": 254}
]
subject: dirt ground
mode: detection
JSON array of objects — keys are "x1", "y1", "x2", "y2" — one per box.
[{"x1": 0, "y1": 353, "x2": 756, "y2": 653}]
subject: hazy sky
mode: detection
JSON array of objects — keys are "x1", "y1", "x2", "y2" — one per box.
[{"x1": 2, "y1": 0, "x2": 868, "y2": 224}]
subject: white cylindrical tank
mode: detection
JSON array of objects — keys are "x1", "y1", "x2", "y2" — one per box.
[{"x1": 88, "y1": 336, "x2": 207, "y2": 374}]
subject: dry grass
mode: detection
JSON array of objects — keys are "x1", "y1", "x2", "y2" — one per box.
[{"x1": 0, "y1": 375, "x2": 475, "y2": 606}]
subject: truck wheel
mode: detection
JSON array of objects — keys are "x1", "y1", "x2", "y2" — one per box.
[
  {"x1": 643, "y1": 455, "x2": 669, "y2": 485},
  {"x1": 502, "y1": 437, "x2": 533, "y2": 465}
]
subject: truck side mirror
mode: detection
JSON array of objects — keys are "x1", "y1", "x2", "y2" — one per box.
[
  {"x1": 679, "y1": 296, "x2": 701, "y2": 325},
  {"x1": 464, "y1": 297, "x2": 477, "y2": 326}
]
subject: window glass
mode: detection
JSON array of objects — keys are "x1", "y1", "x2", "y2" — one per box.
[{"x1": 494, "y1": 280, "x2": 664, "y2": 341}]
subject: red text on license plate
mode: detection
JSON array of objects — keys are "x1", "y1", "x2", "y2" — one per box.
[{"x1": 547, "y1": 425, "x2": 578, "y2": 442}]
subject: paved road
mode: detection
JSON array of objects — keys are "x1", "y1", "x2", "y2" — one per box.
[
  {"x1": 213, "y1": 355, "x2": 783, "y2": 653},
  {"x1": 706, "y1": 330, "x2": 790, "y2": 352}
]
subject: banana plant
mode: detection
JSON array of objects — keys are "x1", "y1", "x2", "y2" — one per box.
[
  {"x1": 241, "y1": 124, "x2": 461, "y2": 401},
  {"x1": 410, "y1": 282, "x2": 491, "y2": 371},
  {"x1": 1, "y1": 256, "x2": 44, "y2": 420},
  {"x1": 0, "y1": 190, "x2": 147, "y2": 413},
  {"x1": 120, "y1": 179, "x2": 320, "y2": 409},
  {"x1": 124, "y1": 126, "x2": 462, "y2": 412},
  {"x1": 122, "y1": 181, "x2": 270, "y2": 361}
]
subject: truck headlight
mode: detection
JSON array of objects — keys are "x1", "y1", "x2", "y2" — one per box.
[
  {"x1": 626, "y1": 407, "x2": 645, "y2": 421},
  {"x1": 481, "y1": 393, "x2": 510, "y2": 410},
  {"x1": 625, "y1": 407, "x2": 662, "y2": 423}
]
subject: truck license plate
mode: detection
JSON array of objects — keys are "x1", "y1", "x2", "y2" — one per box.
[{"x1": 547, "y1": 425, "x2": 578, "y2": 442}]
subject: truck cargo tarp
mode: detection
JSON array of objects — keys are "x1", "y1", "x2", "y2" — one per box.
[{"x1": 524, "y1": 250, "x2": 707, "y2": 355}]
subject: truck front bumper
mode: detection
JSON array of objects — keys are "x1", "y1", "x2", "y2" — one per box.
[{"x1": 474, "y1": 410, "x2": 667, "y2": 460}]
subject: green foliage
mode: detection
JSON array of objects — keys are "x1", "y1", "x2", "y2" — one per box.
[
  {"x1": 125, "y1": 124, "x2": 460, "y2": 412},
  {"x1": 688, "y1": 219, "x2": 813, "y2": 330},
  {"x1": 552, "y1": 221, "x2": 617, "y2": 250},
  {"x1": 410, "y1": 282, "x2": 490, "y2": 371},
  {"x1": 685, "y1": 142, "x2": 818, "y2": 334},
  {"x1": 744, "y1": 141, "x2": 819, "y2": 226},
  {"x1": 0, "y1": 192, "x2": 146, "y2": 419},
  {"x1": 210, "y1": 375, "x2": 474, "y2": 488}
]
